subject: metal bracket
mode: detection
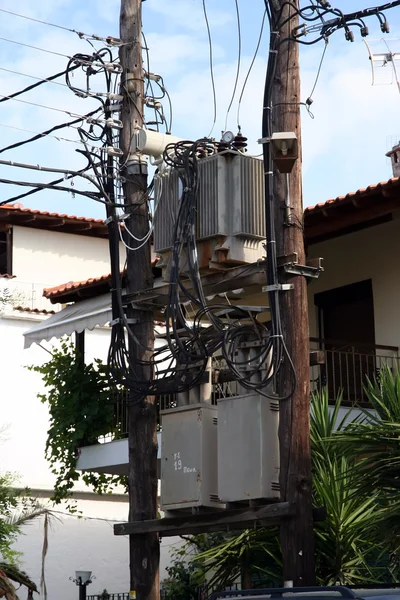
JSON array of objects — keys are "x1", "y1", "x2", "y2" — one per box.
[
  {"x1": 263, "y1": 283, "x2": 294, "y2": 292},
  {"x1": 277, "y1": 253, "x2": 323, "y2": 279}
]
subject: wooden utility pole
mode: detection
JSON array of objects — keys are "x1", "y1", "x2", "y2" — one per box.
[
  {"x1": 270, "y1": 0, "x2": 316, "y2": 586},
  {"x1": 119, "y1": 1, "x2": 159, "y2": 600}
]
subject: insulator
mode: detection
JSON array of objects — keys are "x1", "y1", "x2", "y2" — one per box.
[
  {"x1": 232, "y1": 132, "x2": 248, "y2": 152},
  {"x1": 217, "y1": 141, "x2": 230, "y2": 152}
]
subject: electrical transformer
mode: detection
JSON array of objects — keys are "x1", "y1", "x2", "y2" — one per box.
[
  {"x1": 160, "y1": 404, "x2": 222, "y2": 512},
  {"x1": 154, "y1": 150, "x2": 265, "y2": 274},
  {"x1": 218, "y1": 393, "x2": 280, "y2": 502}
]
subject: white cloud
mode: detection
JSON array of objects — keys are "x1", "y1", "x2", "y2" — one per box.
[{"x1": 145, "y1": 0, "x2": 233, "y2": 31}]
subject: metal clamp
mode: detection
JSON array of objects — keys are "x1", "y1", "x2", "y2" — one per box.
[
  {"x1": 263, "y1": 283, "x2": 294, "y2": 292},
  {"x1": 277, "y1": 253, "x2": 323, "y2": 279}
]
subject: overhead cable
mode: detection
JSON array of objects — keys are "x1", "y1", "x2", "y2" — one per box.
[
  {"x1": 0, "y1": 7, "x2": 123, "y2": 46},
  {"x1": 224, "y1": 0, "x2": 242, "y2": 131},
  {"x1": 202, "y1": 0, "x2": 217, "y2": 138},
  {"x1": 0, "y1": 65, "x2": 80, "y2": 105},
  {"x1": 237, "y1": 8, "x2": 267, "y2": 128},
  {"x1": 0, "y1": 108, "x2": 102, "y2": 155}
]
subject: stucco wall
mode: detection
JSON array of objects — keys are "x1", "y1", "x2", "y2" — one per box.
[
  {"x1": 307, "y1": 217, "x2": 400, "y2": 349},
  {"x1": 15, "y1": 497, "x2": 180, "y2": 600},
  {"x1": 1, "y1": 313, "x2": 178, "y2": 598},
  {"x1": 0, "y1": 315, "x2": 115, "y2": 489},
  {"x1": 12, "y1": 226, "x2": 125, "y2": 286}
]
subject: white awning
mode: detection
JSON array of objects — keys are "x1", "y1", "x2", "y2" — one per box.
[{"x1": 23, "y1": 293, "x2": 112, "y2": 349}]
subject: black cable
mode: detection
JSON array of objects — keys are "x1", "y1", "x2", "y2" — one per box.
[
  {"x1": 224, "y1": 0, "x2": 242, "y2": 131},
  {"x1": 202, "y1": 0, "x2": 217, "y2": 137},
  {"x1": 0, "y1": 64, "x2": 80, "y2": 105},
  {"x1": 0, "y1": 179, "x2": 100, "y2": 204},
  {"x1": 0, "y1": 108, "x2": 102, "y2": 155},
  {"x1": 237, "y1": 8, "x2": 267, "y2": 129}
]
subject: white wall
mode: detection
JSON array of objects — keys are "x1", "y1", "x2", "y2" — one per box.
[
  {"x1": 15, "y1": 497, "x2": 180, "y2": 600},
  {"x1": 12, "y1": 226, "x2": 125, "y2": 286},
  {"x1": 307, "y1": 216, "x2": 400, "y2": 349},
  {"x1": 1, "y1": 312, "x2": 177, "y2": 598},
  {"x1": 0, "y1": 314, "x2": 115, "y2": 489}
]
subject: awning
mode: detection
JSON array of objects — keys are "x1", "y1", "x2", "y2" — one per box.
[{"x1": 23, "y1": 293, "x2": 112, "y2": 349}]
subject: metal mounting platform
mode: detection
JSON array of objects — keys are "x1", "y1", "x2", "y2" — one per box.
[
  {"x1": 277, "y1": 253, "x2": 324, "y2": 279},
  {"x1": 113, "y1": 503, "x2": 326, "y2": 538}
]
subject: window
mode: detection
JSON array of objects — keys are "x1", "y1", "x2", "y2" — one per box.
[
  {"x1": 314, "y1": 280, "x2": 376, "y2": 403},
  {"x1": 0, "y1": 229, "x2": 12, "y2": 275}
]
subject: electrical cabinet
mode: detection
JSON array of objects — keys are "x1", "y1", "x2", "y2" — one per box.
[
  {"x1": 160, "y1": 404, "x2": 222, "y2": 512},
  {"x1": 218, "y1": 393, "x2": 280, "y2": 502}
]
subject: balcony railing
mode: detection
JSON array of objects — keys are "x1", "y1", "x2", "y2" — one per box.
[
  {"x1": 96, "y1": 357, "x2": 242, "y2": 445},
  {"x1": 0, "y1": 278, "x2": 59, "y2": 313},
  {"x1": 87, "y1": 594, "x2": 129, "y2": 600},
  {"x1": 310, "y1": 337, "x2": 400, "y2": 405}
]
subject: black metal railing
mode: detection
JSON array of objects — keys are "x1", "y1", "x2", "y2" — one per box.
[
  {"x1": 96, "y1": 356, "x2": 241, "y2": 446},
  {"x1": 310, "y1": 338, "x2": 400, "y2": 405},
  {"x1": 87, "y1": 594, "x2": 129, "y2": 600}
]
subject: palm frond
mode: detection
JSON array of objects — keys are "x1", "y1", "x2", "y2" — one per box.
[{"x1": 0, "y1": 562, "x2": 38, "y2": 593}]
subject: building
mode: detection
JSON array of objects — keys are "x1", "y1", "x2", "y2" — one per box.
[
  {"x1": 24, "y1": 170, "x2": 400, "y2": 482},
  {"x1": 0, "y1": 204, "x2": 139, "y2": 599}
]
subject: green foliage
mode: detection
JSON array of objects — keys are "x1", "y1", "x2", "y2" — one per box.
[
  {"x1": 29, "y1": 338, "x2": 125, "y2": 506},
  {"x1": 193, "y1": 529, "x2": 281, "y2": 589},
  {"x1": 0, "y1": 471, "x2": 24, "y2": 564},
  {"x1": 311, "y1": 389, "x2": 390, "y2": 584},
  {"x1": 165, "y1": 384, "x2": 400, "y2": 591},
  {"x1": 334, "y1": 365, "x2": 400, "y2": 570}
]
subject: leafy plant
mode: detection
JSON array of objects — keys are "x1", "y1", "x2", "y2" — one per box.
[
  {"x1": 0, "y1": 468, "x2": 57, "y2": 599},
  {"x1": 164, "y1": 387, "x2": 397, "y2": 590},
  {"x1": 29, "y1": 339, "x2": 125, "y2": 506}
]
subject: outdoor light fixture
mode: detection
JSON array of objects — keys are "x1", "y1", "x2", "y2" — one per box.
[
  {"x1": 70, "y1": 570, "x2": 94, "y2": 600},
  {"x1": 259, "y1": 131, "x2": 299, "y2": 173},
  {"x1": 270, "y1": 132, "x2": 298, "y2": 173}
]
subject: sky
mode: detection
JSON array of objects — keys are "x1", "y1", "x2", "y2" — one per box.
[{"x1": 0, "y1": 0, "x2": 399, "y2": 220}]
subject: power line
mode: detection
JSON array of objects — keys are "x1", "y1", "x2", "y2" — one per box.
[
  {"x1": 0, "y1": 178, "x2": 101, "y2": 204},
  {"x1": 0, "y1": 157, "x2": 103, "y2": 189},
  {"x1": 0, "y1": 92, "x2": 102, "y2": 121},
  {"x1": 0, "y1": 36, "x2": 121, "y2": 70},
  {"x1": 202, "y1": 0, "x2": 217, "y2": 138},
  {"x1": 1, "y1": 162, "x2": 102, "y2": 206},
  {"x1": 237, "y1": 8, "x2": 267, "y2": 128},
  {"x1": 0, "y1": 35, "x2": 70, "y2": 59},
  {"x1": 306, "y1": 38, "x2": 329, "y2": 112},
  {"x1": 224, "y1": 0, "x2": 242, "y2": 132},
  {"x1": 0, "y1": 108, "x2": 102, "y2": 155},
  {"x1": 0, "y1": 123, "x2": 84, "y2": 147},
  {"x1": 0, "y1": 66, "x2": 71, "y2": 90},
  {"x1": 0, "y1": 65, "x2": 80, "y2": 106},
  {"x1": 0, "y1": 7, "x2": 122, "y2": 46}
]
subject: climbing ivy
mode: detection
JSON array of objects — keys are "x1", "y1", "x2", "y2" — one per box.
[{"x1": 29, "y1": 339, "x2": 125, "y2": 507}]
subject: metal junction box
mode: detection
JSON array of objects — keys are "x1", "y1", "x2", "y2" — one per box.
[
  {"x1": 218, "y1": 393, "x2": 280, "y2": 503},
  {"x1": 160, "y1": 404, "x2": 221, "y2": 512}
]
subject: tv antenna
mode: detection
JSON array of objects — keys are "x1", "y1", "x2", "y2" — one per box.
[{"x1": 364, "y1": 38, "x2": 400, "y2": 92}]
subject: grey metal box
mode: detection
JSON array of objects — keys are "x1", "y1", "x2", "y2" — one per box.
[
  {"x1": 218, "y1": 393, "x2": 280, "y2": 502},
  {"x1": 154, "y1": 151, "x2": 265, "y2": 252},
  {"x1": 160, "y1": 404, "x2": 221, "y2": 511}
]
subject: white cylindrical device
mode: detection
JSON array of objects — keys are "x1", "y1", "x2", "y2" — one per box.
[{"x1": 135, "y1": 129, "x2": 184, "y2": 158}]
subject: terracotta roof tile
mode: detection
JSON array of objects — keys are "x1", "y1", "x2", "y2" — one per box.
[
  {"x1": 0, "y1": 204, "x2": 104, "y2": 224},
  {"x1": 44, "y1": 273, "x2": 114, "y2": 298},
  {"x1": 43, "y1": 259, "x2": 159, "y2": 299},
  {"x1": 304, "y1": 177, "x2": 400, "y2": 214},
  {"x1": 13, "y1": 306, "x2": 55, "y2": 315}
]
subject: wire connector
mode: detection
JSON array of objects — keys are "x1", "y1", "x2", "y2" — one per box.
[
  {"x1": 263, "y1": 284, "x2": 294, "y2": 292},
  {"x1": 106, "y1": 146, "x2": 123, "y2": 157}
]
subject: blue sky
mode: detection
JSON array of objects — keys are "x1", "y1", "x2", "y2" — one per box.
[{"x1": 0, "y1": 0, "x2": 399, "y2": 219}]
